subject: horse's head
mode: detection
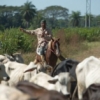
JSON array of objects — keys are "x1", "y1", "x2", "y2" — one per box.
[{"x1": 48, "y1": 38, "x2": 61, "y2": 57}]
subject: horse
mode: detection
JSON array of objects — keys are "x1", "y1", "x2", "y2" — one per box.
[{"x1": 35, "y1": 38, "x2": 61, "y2": 68}]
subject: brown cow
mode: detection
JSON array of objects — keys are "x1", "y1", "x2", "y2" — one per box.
[{"x1": 16, "y1": 81, "x2": 69, "y2": 100}]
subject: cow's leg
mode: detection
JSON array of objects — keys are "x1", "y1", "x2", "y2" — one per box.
[
  {"x1": 78, "y1": 83, "x2": 85, "y2": 100},
  {"x1": 72, "y1": 84, "x2": 77, "y2": 100}
]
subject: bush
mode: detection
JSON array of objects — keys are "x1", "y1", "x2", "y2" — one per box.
[
  {"x1": 0, "y1": 27, "x2": 100, "y2": 55},
  {"x1": 0, "y1": 28, "x2": 35, "y2": 54}
]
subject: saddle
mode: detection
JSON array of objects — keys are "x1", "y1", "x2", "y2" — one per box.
[{"x1": 36, "y1": 45, "x2": 48, "y2": 56}]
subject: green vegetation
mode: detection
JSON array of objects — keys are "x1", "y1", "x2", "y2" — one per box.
[
  {"x1": 0, "y1": 27, "x2": 100, "y2": 56},
  {"x1": 0, "y1": 28, "x2": 35, "y2": 54},
  {"x1": 0, "y1": 1, "x2": 100, "y2": 29},
  {"x1": 0, "y1": 1, "x2": 100, "y2": 63}
]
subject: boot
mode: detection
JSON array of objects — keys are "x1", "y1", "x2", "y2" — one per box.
[{"x1": 40, "y1": 55, "x2": 47, "y2": 67}]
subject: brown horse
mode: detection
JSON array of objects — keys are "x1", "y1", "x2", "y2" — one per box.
[{"x1": 35, "y1": 38, "x2": 61, "y2": 68}]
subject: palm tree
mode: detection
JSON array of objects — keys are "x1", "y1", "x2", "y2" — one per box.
[
  {"x1": 70, "y1": 11, "x2": 81, "y2": 27},
  {"x1": 21, "y1": 1, "x2": 36, "y2": 27}
]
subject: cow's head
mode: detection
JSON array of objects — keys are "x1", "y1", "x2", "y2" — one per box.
[
  {"x1": 24, "y1": 62, "x2": 53, "y2": 75},
  {"x1": 0, "y1": 64, "x2": 10, "y2": 82}
]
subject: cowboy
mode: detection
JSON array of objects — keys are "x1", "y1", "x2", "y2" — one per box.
[{"x1": 20, "y1": 20, "x2": 52, "y2": 66}]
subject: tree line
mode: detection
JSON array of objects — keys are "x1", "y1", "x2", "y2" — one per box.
[{"x1": 0, "y1": 1, "x2": 100, "y2": 31}]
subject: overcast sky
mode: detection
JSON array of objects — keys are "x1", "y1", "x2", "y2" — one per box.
[{"x1": 0, "y1": 0, "x2": 100, "y2": 16}]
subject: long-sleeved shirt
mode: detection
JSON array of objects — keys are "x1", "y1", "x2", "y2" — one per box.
[{"x1": 24, "y1": 27, "x2": 52, "y2": 47}]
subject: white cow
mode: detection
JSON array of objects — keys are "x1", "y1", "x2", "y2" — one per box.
[
  {"x1": 0, "y1": 53, "x2": 24, "y2": 64},
  {"x1": 4, "y1": 61, "x2": 27, "y2": 75},
  {"x1": 6, "y1": 62, "x2": 53, "y2": 86},
  {"x1": 76, "y1": 56, "x2": 100, "y2": 100},
  {"x1": 1, "y1": 61, "x2": 28, "y2": 85},
  {"x1": 3, "y1": 60, "x2": 52, "y2": 77},
  {"x1": 30, "y1": 72, "x2": 73, "y2": 95},
  {"x1": 0, "y1": 85, "x2": 33, "y2": 100},
  {"x1": 0, "y1": 64, "x2": 10, "y2": 83},
  {"x1": 0, "y1": 55, "x2": 9, "y2": 63},
  {"x1": 24, "y1": 62, "x2": 53, "y2": 75},
  {"x1": 11, "y1": 53, "x2": 24, "y2": 63}
]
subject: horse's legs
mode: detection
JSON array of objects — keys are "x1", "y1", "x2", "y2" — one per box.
[
  {"x1": 33, "y1": 59, "x2": 37, "y2": 64},
  {"x1": 40, "y1": 55, "x2": 47, "y2": 67},
  {"x1": 33, "y1": 55, "x2": 38, "y2": 64}
]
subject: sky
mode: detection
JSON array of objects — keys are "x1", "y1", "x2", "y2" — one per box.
[{"x1": 0, "y1": 0, "x2": 100, "y2": 16}]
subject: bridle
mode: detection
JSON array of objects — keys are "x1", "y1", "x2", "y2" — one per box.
[{"x1": 47, "y1": 40, "x2": 60, "y2": 56}]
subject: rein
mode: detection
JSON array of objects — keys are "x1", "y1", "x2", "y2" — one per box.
[{"x1": 48, "y1": 48, "x2": 57, "y2": 55}]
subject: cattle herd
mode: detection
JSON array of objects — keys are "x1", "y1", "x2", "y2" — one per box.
[{"x1": 0, "y1": 53, "x2": 100, "y2": 100}]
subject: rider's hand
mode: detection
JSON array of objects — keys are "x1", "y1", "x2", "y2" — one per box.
[{"x1": 41, "y1": 34, "x2": 44, "y2": 37}]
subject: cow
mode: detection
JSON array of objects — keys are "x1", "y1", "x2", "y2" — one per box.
[
  {"x1": 0, "y1": 53, "x2": 24, "y2": 64},
  {"x1": 4, "y1": 52, "x2": 24, "y2": 63},
  {"x1": 16, "y1": 81, "x2": 69, "y2": 100},
  {"x1": 1, "y1": 61, "x2": 28, "y2": 85},
  {"x1": 76, "y1": 56, "x2": 100, "y2": 100},
  {"x1": 51, "y1": 58, "x2": 79, "y2": 77},
  {"x1": 0, "y1": 63, "x2": 10, "y2": 83},
  {"x1": 51, "y1": 58, "x2": 79, "y2": 99},
  {"x1": 6, "y1": 62, "x2": 52, "y2": 86},
  {"x1": 29, "y1": 72, "x2": 74, "y2": 97},
  {"x1": 24, "y1": 62, "x2": 53, "y2": 75},
  {"x1": 83, "y1": 84, "x2": 100, "y2": 100},
  {"x1": 4, "y1": 61, "x2": 27, "y2": 75},
  {"x1": 6, "y1": 61, "x2": 52, "y2": 75},
  {"x1": 10, "y1": 52, "x2": 24, "y2": 63},
  {"x1": 0, "y1": 84, "x2": 35, "y2": 100},
  {"x1": 0, "y1": 54, "x2": 12, "y2": 64}
]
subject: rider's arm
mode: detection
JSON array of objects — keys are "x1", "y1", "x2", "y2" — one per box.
[{"x1": 20, "y1": 28, "x2": 37, "y2": 35}]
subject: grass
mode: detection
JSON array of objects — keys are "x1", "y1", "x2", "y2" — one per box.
[
  {"x1": 21, "y1": 28, "x2": 100, "y2": 64},
  {"x1": 22, "y1": 41, "x2": 100, "y2": 64},
  {"x1": 73, "y1": 41, "x2": 100, "y2": 61}
]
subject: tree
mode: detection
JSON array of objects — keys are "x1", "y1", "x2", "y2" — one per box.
[
  {"x1": 30, "y1": 11, "x2": 44, "y2": 28},
  {"x1": 0, "y1": 5, "x2": 22, "y2": 28},
  {"x1": 95, "y1": 15, "x2": 100, "y2": 27},
  {"x1": 70, "y1": 11, "x2": 81, "y2": 27},
  {"x1": 21, "y1": 1, "x2": 36, "y2": 28},
  {"x1": 85, "y1": 14, "x2": 94, "y2": 27},
  {"x1": 41, "y1": 6, "x2": 69, "y2": 28}
]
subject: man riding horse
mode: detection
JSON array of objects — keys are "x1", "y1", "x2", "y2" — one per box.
[{"x1": 20, "y1": 20, "x2": 65, "y2": 67}]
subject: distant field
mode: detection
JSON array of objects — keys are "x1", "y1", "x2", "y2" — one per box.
[
  {"x1": 22, "y1": 41, "x2": 100, "y2": 64},
  {"x1": 0, "y1": 28, "x2": 100, "y2": 64},
  {"x1": 70, "y1": 41, "x2": 100, "y2": 61}
]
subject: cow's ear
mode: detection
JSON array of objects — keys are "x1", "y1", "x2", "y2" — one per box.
[
  {"x1": 24, "y1": 67, "x2": 37, "y2": 73},
  {"x1": 48, "y1": 79, "x2": 58, "y2": 84}
]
